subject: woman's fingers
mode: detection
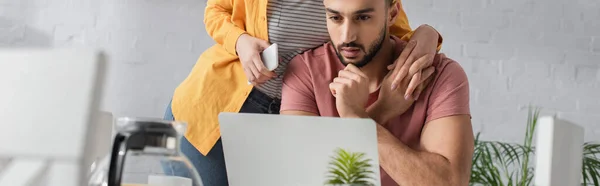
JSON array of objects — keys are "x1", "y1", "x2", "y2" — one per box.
[
  {"x1": 404, "y1": 71, "x2": 421, "y2": 100},
  {"x1": 407, "y1": 66, "x2": 436, "y2": 100},
  {"x1": 249, "y1": 59, "x2": 265, "y2": 84},
  {"x1": 391, "y1": 40, "x2": 417, "y2": 90},
  {"x1": 253, "y1": 56, "x2": 275, "y2": 77},
  {"x1": 242, "y1": 62, "x2": 255, "y2": 83},
  {"x1": 408, "y1": 54, "x2": 435, "y2": 78},
  {"x1": 250, "y1": 55, "x2": 276, "y2": 84}
]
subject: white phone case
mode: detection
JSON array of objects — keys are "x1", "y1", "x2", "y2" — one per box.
[
  {"x1": 261, "y1": 43, "x2": 279, "y2": 71},
  {"x1": 249, "y1": 43, "x2": 279, "y2": 85}
]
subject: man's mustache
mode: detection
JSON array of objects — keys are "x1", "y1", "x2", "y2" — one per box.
[{"x1": 338, "y1": 42, "x2": 364, "y2": 50}]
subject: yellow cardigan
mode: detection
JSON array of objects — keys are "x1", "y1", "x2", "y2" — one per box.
[{"x1": 172, "y1": 0, "x2": 443, "y2": 156}]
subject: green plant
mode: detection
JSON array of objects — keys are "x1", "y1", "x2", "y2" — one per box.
[
  {"x1": 470, "y1": 107, "x2": 600, "y2": 186},
  {"x1": 583, "y1": 142, "x2": 600, "y2": 185},
  {"x1": 325, "y1": 148, "x2": 375, "y2": 186}
]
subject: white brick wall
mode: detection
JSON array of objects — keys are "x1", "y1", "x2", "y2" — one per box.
[
  {"x1": 0, "y1": 0, "x2": 212, "y2": 119},
  {"x1": 1, "y1": 0, "x2": 598, "y2": 143},
  {"x1": 404, "y1": 0, "x2": 600, "y2": 142}
]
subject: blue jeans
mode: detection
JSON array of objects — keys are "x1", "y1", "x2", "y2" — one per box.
[{"x1": 164, "y1": 89, "x2": 280, "y2": 186}]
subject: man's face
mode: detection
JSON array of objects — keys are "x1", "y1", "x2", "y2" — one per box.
[{"x1": 324, "y1": 0, "x2": 389, "y2": 68}]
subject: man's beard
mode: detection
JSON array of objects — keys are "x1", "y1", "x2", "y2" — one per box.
[{"x1": 334, "y1": 24, "x2": 387, "y2": 68}]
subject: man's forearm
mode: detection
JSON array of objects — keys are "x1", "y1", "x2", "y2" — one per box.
[
  {"x1": 364, "y1": 103, "x2": 458, "y2": 186},
  {"x1": 365, "y1": 101, "x2": 396, "y2": 125},
  {"x1": 376, "y1": 125, "x2": 458, "y2": 186}
]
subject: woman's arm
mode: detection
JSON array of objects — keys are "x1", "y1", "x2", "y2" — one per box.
[
  {"x1": 390, "y1": 0, "x2": 443, "y2": 51},
  {"x1": 204, "y1": 0, "x2": 248, "y2": 55},
  {"x1": 385, "y1": 0, "x2": 443, "y2": 101}
]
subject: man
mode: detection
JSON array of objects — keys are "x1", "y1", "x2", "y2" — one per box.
[{"x1": 279, "y1": 0, "x2": 474, "y2": 185}]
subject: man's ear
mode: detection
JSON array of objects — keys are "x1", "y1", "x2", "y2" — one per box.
[{"x1": 388, "y1": 2, "x2": 401, "y2": 25}]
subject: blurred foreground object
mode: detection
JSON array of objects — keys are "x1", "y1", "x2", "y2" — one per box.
[
  {"x1": 535, "y1": 116, "x2": 584, "y2": 186},
  {"x1": 88, "y1": 117, "x2": 202, "y2": 186},
  {"x1": 0, "y1": 48, "x2": 107, "y2": 186}
]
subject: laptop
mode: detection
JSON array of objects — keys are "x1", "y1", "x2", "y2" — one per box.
[{"x1": 218, "y1": 112, "x2": 381, "y2": 186}]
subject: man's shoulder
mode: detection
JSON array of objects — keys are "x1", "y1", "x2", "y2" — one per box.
[
  {"x1": 289, "y1": 42, "x2": 335, "y2": 67},
  {"x1": 305, "y1": 42, "x2": 333, "y2": 57},
  {"x1": 284, "y1": 41, "x2": 339, "y2": 85},
  {"x1": 433, "y1": 53, "x2": 467, "y2": 79},
  {"x1": 426, "y1": 53, "x2": 470, "y2": 94},
  {"x1": 420, "y1": 53, "x2": 471, "y2": 123}
]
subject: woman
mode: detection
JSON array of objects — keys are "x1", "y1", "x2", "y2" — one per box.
[{"x1": 165, "y1": 0, "x2": 443, "y2": 185}]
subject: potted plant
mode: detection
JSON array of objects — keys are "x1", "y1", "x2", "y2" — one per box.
[
  {"x1": 470, "y1": 107, "x2": 600, "y2": 186},
  {"x1": 325, "y1": 148, "x2": 376, "y2": 186}
]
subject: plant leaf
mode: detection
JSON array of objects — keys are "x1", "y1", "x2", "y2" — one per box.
[
  {"x1": 469, "y1": 107, "x2": 600, "y2": 186},
  {"x1": 325, "y1": 148, "x2": 375, "y2": 185}
]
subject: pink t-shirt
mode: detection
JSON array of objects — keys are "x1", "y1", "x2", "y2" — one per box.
[{"x1": 280, "y1": 36, "x2": 471, "y2": 186}]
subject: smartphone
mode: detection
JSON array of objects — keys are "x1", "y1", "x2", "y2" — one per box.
[
  {"x1": 249, "y1": 43, "x2": 279, "y2": 85},
  {"x1": 261, "y1": 43, "x2": 279, "y2": 71}
]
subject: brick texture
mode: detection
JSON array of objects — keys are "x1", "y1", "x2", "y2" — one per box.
[
  {"x1": 0, "y1": 0, "x2": 599, "y2": 144},
  {"x1": 404, "y1": 0, "x2": 600, "y2": 142},
  {"x1": 0, "y1": 0, "x2": 210, "y2": 120}
]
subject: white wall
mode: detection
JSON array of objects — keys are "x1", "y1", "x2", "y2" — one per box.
[
  {"x1": 0, "y1": 0, "x2": 213, "y2": 118},
  {"x1": 1, "y1": 0, "x2": 598, "y2": 142},
  {"x1": 402, "y1": 0, "x2": 600, "y2": 142}
]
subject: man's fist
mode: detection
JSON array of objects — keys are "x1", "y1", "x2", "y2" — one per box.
[{"x1": 329, "y1": 64, "x2": 370, "y2": 118}]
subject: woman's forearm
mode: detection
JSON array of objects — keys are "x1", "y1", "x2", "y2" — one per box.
[{"x1": 412, "y1": 24, "x2": 443, "y2": 51}]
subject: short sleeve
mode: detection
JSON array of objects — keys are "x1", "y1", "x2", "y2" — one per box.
[
  {"x1": 280, "y1": 54, "x2": 319, "y2": 114},
  {"x1": 425, "y1": 58, "x2": 471, "y2": 123}
]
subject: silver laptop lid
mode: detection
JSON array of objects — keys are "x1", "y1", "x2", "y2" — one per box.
[{"x1": 218, "y1": 112, "x2": 381, "y2": 186}]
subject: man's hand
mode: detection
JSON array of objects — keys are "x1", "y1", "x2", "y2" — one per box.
[
  {"x1": 373, "y1": 62, "x2": 436, "y2": 124},
  {"x1": 387, "y1": 24, "x2": 439, "y2": 100},
  {"x1": 329, "y1": 64, "x2": 370, "y2": 118},
  {"x1": 236, "y1": 34, "x2": 276, "y2": 85}
]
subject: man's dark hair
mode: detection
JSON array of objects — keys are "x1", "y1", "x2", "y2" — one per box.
[{"x1": 387, "y1": 0, "x2": 394, "y2": 6}]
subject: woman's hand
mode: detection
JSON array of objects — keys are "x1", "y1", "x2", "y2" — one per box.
[
  {"x1": 236, "y1": 34, "x2": 276, "y2": 85},
  {"x1": 370, "y1": 48, "x2": 436, "y2": 125},
  {"x1": 387, "y1": 24, "x2": 440, "y2": 100}
]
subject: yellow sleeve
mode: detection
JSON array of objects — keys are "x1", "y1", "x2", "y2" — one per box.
[
  {"x1": 204, "y1": 0, "x2": 248, "y2": 55},
  {"x1": 390, "y1": 1, "x2": 444, "y2": 51}
]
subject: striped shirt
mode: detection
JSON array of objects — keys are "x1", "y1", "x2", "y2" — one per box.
[{"x1": 255, "y1": 0, "x2": 330, "y2": 99}]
